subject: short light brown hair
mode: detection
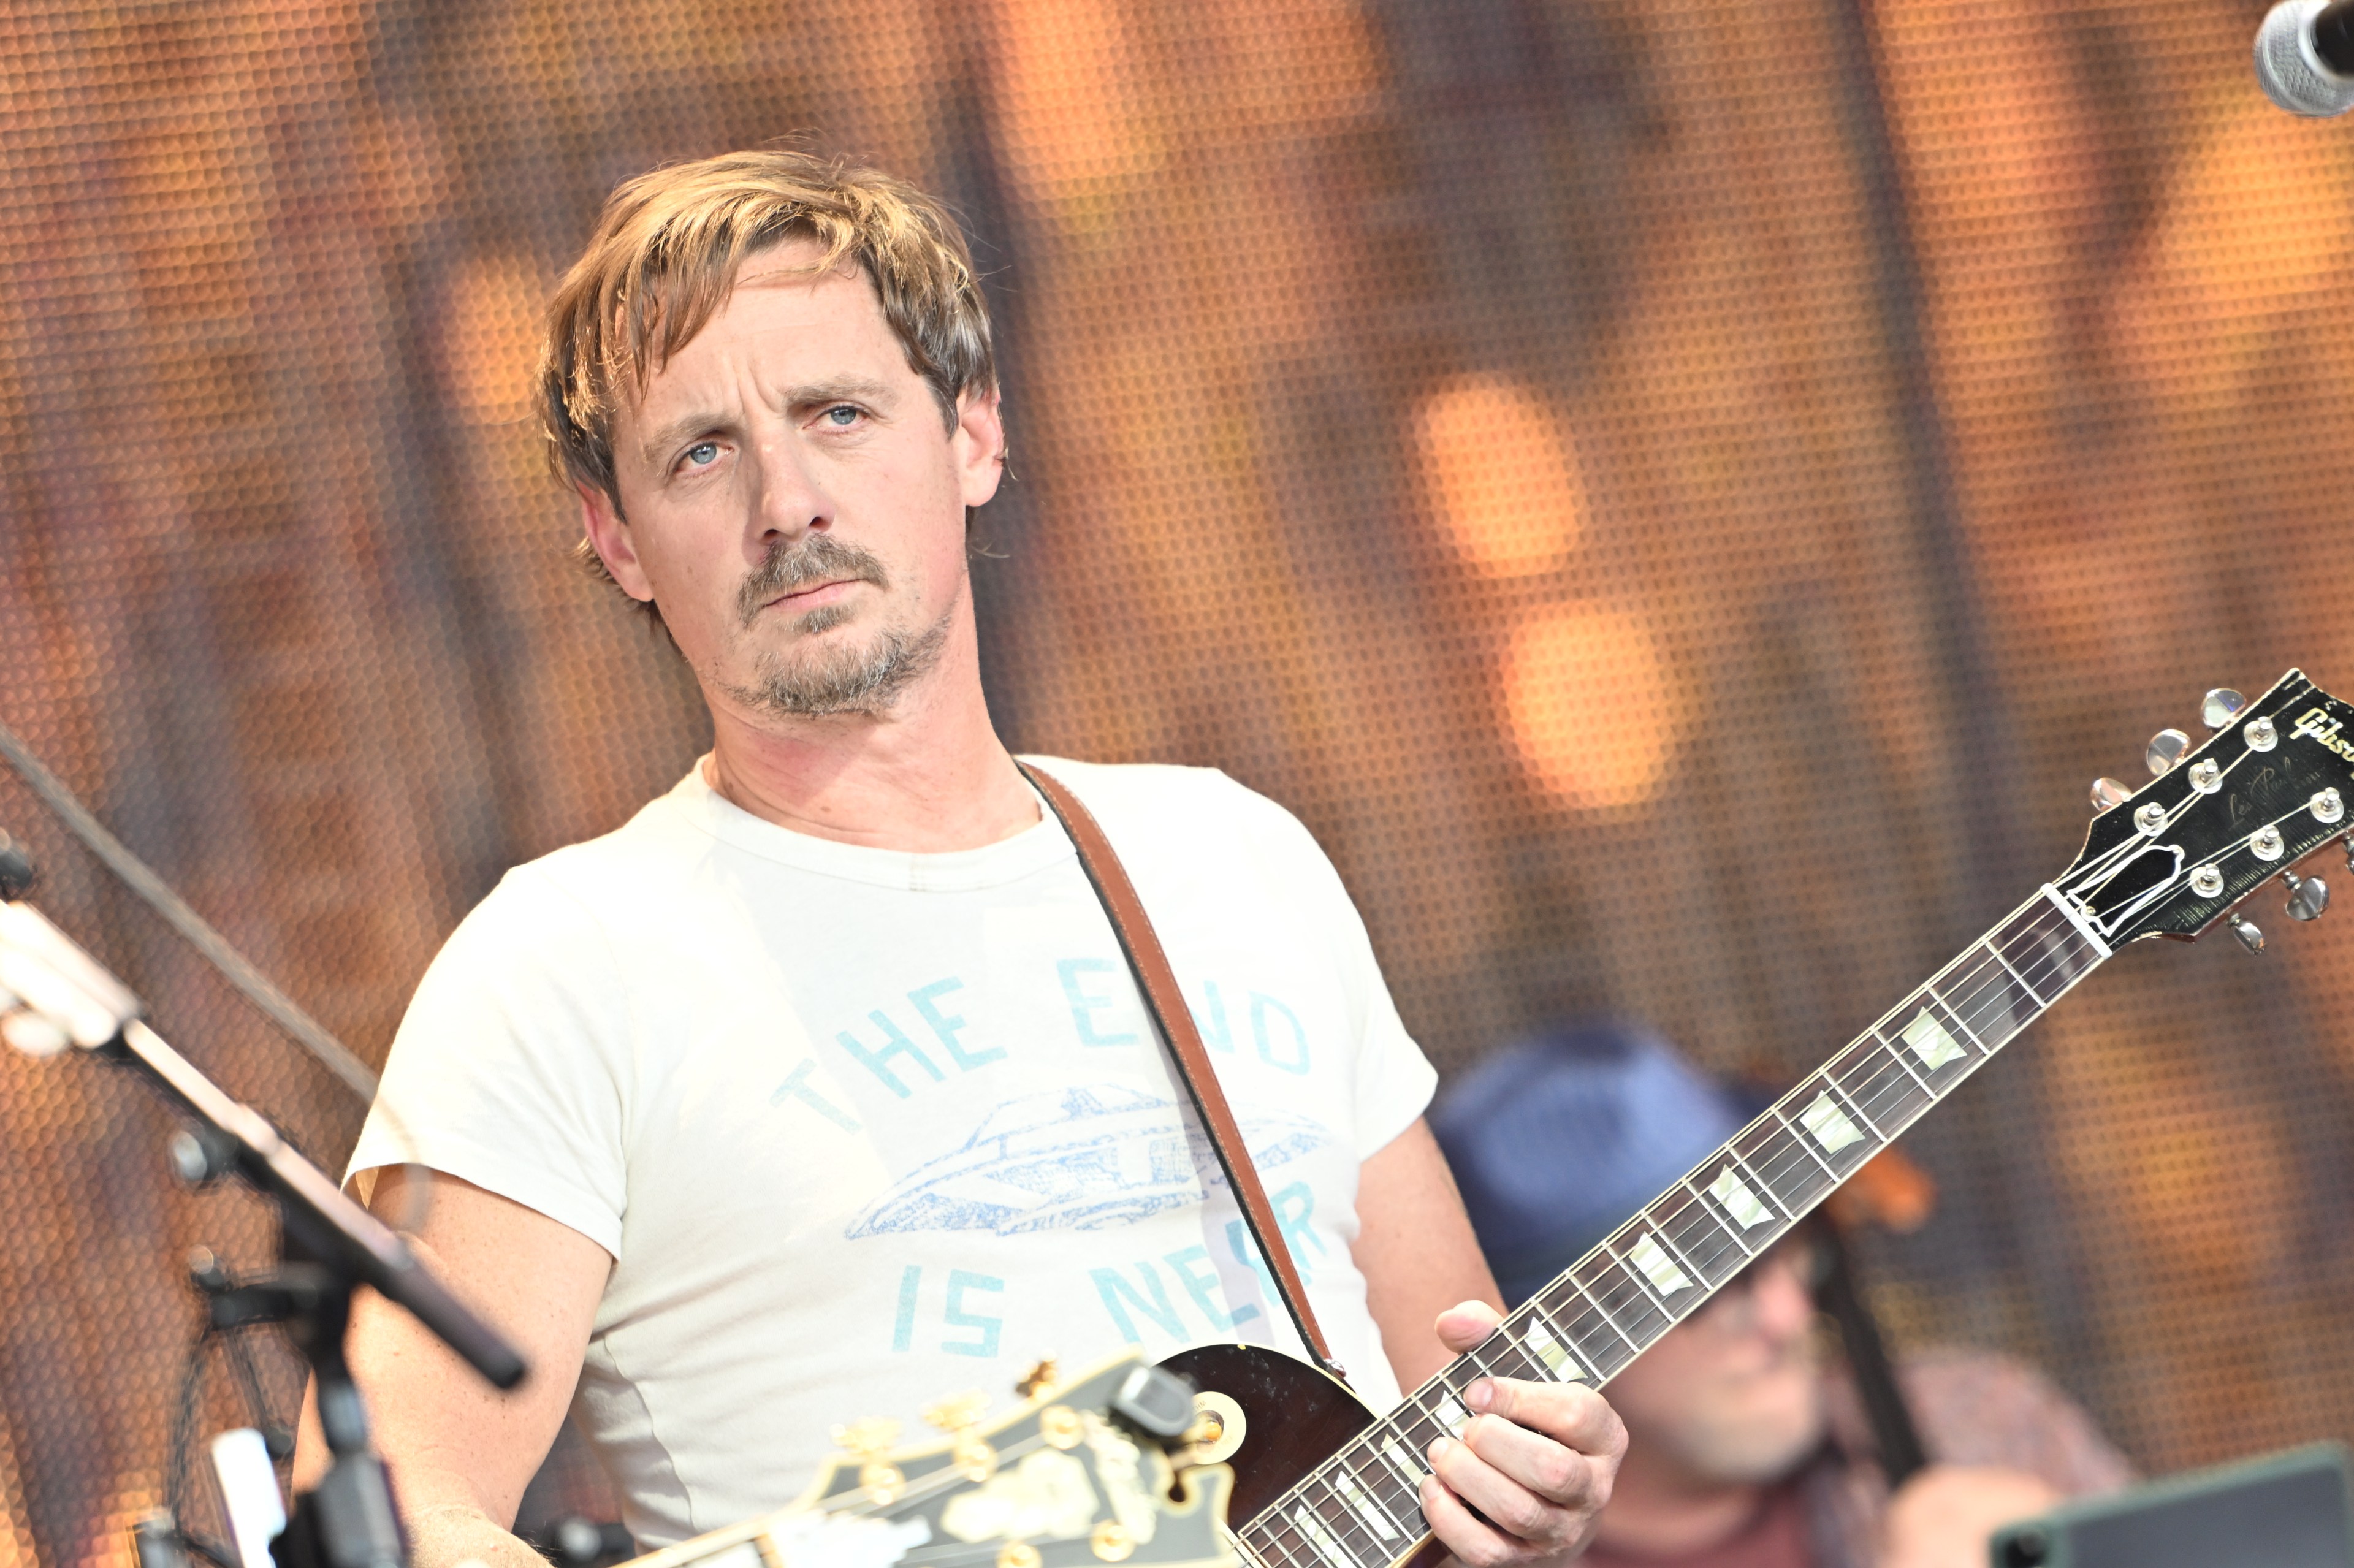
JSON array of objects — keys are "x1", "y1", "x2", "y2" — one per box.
[{"x1": 536, "y1": 148, "x2": 997, "y2": 609}]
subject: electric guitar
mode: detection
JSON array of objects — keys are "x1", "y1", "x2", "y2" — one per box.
[
  {"x1": 1160, "y1": 668, "x2": 2354, "y2": 1568},
  {"x1": 611, "y1": 1354, "x2": 1235, "y2": 1568},
  {"x1": 10, "y1": 674, "x2": 2350, "y2": 1568}
]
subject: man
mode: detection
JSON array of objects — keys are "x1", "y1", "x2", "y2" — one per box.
[
  {"x1": 1430, "y1": 1022, "x2": 2130, "y2": 1568},
  {"x1": 299, "y1": 151, "x2": 1625, "y2": 1568}
]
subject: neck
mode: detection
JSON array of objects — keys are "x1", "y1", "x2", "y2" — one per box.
[
  {"x1": 1590, "y1": 1448, "x2": 1769, "y2": 1557},
  {"x1": 1229, "y1": 886, "x2": 2116, "y2": 1568},
  {"x1": 701, "y1": 623, "x2": 1037, "y2": 853}
]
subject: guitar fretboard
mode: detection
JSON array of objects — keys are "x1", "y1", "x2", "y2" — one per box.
[{"x1": 1233, "y1": 885, "x2": 2112, "y2": 1568}]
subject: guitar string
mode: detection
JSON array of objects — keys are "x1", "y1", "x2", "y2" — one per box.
[
  {"x1": 727, "y1": 790, "x2": 2291, "y2": 1566},
  {"x1": 1275, "y1": 794, "x2": 2334, "y2": 1555},
  {"x1": 745, "y1": 912, "x2": 2106, "y2": 1568},
  {"x1": 805, "y1": 1414, "x2": 1275, "y2": 1568},
  {"x1": 2081, "y1": 678, "x2": 2312, "y2": 891},
  {"x1": 1547, "y1": 911, "x2": 2082, "y2": 1379},
  {"x1": 1266, "y1": 915, "x2": 2081, "y2": 1561},
  {"x1": 1241, "y1": 919, "x2": 2090, "y2": 1554},
  {"x1": 1524, "y1": 900, "x2": 2075, "y2": 1355},
  {"x1": 1258, "y1": 918, "x2": 2080, "y2": 1557},
  {"x1": 1275, "y1": 714, "x2": 2352, "y2": 1566},
  {"x1": 1247, "y1": 897, "x2": 2098, "y2": 1549},
  {"x1": 807, "y1": 1428, "x2": 1058, "y2": 1520}
]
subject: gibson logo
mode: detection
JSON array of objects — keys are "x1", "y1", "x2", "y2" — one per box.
[{"x1": 2292, "y1": 706, "x2": 2354, "y2": 767}]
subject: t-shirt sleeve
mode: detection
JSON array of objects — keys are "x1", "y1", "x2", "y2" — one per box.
[
  {"x1": 346, "y1": 866, "x2": 631, "y2": 1258},
  {"x1": 1227, "y1": 779, "x2": 1438, "y2": 1158}
]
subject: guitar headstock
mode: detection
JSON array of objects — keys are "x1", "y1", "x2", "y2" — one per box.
[
  {"x1": 2061, "y1": 669, "x2": 2354, "y2": 949},
  {"x1": 618, "y1": 1353, "x2": 1232, "y2": 1568}
]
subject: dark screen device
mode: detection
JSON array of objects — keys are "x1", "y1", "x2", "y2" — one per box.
[{"x1": 1991, "y1": 1442, "x2": 2352, "y2": 1568}]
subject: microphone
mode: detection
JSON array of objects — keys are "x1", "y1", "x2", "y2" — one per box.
[{"x1": 2257, "y1": 0, "x2": 2354, "y2": 116}]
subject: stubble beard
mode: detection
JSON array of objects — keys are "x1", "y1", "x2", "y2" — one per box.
[
  {"x1": 714, "y1": 534, "x2": 952, "y2": 718},
  {"x1": 1650, "y1": 1356, "x2": 1829, "y2": 1486}
]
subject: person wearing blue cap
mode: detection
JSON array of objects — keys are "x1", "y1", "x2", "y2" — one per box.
[{"x1": 1431, "y1": 1022, "x2": 2130, "y2": 1568}]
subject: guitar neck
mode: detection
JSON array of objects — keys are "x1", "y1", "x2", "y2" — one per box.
[{"x1": 1235, "y1": 884, "x2": 2114, "y2": 1568}]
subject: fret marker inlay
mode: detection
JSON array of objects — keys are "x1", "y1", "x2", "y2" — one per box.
[
  {"x1": 1523, "y1": 1320, "x2": 1585, "y2": 1380},
  {"x1": 1626, "y1": 1231, "x2": 1694, "y2": 1295},
  {"x1": 1900, "y1": 1007, "x2": 1965, "y2": 1070},
  {"x1": 1235, "y1": 875, "x2": 2140, "y2": 1568},
  {"x1": 1799, "y1": 1090, "x2": 1864, "y2": 1154},
  {"x1": 1336, "y1": 1475, "x2": 1399, "y2": 1542},
  {"x1": 1708, "y1": 1165, "x2": 1772, "y2": 1228},
  {"x1": 1293, "y1": 1505, "x2": 1348, "y2": 1568}
]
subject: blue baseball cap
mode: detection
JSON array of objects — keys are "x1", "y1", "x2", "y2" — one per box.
[{"x1": 1430, "y1": 1020, "x2": 1751, "y2": 1307}]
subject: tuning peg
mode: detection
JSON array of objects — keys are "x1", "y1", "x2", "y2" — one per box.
[
  {"x1": 2230, "y1": 913, "x2": 2266, "y2": 953},
  {"x1": 2090, "y1": 778, "x2": 2132, "y2": 813},
  {"x1": 2284, "y1": 870, "x2": 2331, "y2": 921},
  {"x1": 2201, "y1": 689, "x2": 2247, "y2": 729},
  {"x1": 2147, "y1": 729, "x2": 2192, "y2": 774}
]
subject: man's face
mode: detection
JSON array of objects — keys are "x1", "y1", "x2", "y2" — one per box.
[
  {"x1": 1602, "y1": 1235, "x2": 1828, "y2": 1487},
  {"x1": 582, "y1": 242, "x2": 1004, "y2": 719}
]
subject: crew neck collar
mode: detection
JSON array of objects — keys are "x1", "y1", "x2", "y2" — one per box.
[{"x1": 658, "y1": 760, "x2": 1074, "y2": 891}]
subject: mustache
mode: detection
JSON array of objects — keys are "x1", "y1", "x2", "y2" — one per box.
[{"x1": 736, "y1": 535, "x2": 889, "y2": 628}]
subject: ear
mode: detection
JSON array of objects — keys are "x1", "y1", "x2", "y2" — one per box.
[
  {"x1": 953, "y1": 388, "x2": 1007, "y2": 509},
  {"x1": 577, "y1": 482, "x2": 657, "y2": 603}
]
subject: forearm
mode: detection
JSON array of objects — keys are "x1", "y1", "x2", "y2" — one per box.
[
  {"x1": 294, "y1": 1396, "x2": 544, "y2": 1568},
  {"x1": 403, "y1": 1501, "x2": 550, "y2": 1568},
  {"x1": 1355, "y1": 1119, "x2": 1504, "y2": 1385}
]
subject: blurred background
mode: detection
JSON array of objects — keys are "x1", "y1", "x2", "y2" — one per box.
[{"x1": 4, "y1": 0, "x2": 2354, "y2": 1562}]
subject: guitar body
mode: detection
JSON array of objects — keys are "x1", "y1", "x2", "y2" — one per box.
[{"x1": 1160, "y1": 1344, "x2": 1447, "y2": 1568}]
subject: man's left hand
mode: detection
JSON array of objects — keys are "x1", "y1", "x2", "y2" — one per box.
[{"x1": 1419, "y1": 1301, "x2": 1628, "y2": 1566}]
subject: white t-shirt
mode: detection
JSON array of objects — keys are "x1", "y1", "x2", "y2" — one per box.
[{"x1": 349, "y1": 757, "x2": 1437, "y2": 1548}]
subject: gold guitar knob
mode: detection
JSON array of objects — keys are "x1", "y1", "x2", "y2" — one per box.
[
  {"x1": 832, "y1": 1417, "x2": 901, "y2": 1455},
  {"x1": 922, "y1": 1391, "x2": 998, "y2": 1482},
  {"x1": 1187, "y1": 1391, "x2": 1246, "y2": 1464},
  {"x1": 1091, "y1": 1522, "x2": 1135, "y2": 1562},
  {"x1": 997, "y1": 1547, "x2": 1042, "y2": 1568},
  {"x1": 831, "y1": 1417, "x2": 906, "y2": 1505},
  {"x1": 923, "y1": 1392, "x2": 989, "y2": 1434},
  {"x1": 1039, "y1": 1404, "x2": 1084, "y2": 1450}
]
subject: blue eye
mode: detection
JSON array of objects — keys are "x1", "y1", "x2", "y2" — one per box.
[
  {"x1": 682, "y1": 441, "x2": 718, "y2": 468},
  {"x1": 824, "y1": 405, "x2": 861, "y2": 426}
]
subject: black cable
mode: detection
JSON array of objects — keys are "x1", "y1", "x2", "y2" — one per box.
[
  {"x1": 164, "y1": 1323, "x2": 240, "y2": 1568},
  {"x1": 1816, "y1": 1224, "x2": 1929, "y2": 1485},
  {"x1": 164, "y1": 1256, "x2": 298, "y2": 1568},
  {"x1": 0, "y1": 715, "x2": 376, "y2": 1101}
]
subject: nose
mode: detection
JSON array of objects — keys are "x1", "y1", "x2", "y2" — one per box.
[
  {"x1": 1751, "y1": 1257, "x2": 1818, "y2": 1342},
  {"x1": 746, "y1": 424, "x2": 830, "y2": 552}
]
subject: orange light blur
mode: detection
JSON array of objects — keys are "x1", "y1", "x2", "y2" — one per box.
[
  {"x1": 1412, "y1": 375, "x2": 1586, "y2": 577},
  {"x1": 1499, "y1": 602, "x2": 1677, "y2": 810}
]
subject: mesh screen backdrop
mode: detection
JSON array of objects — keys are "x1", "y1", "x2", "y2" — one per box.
[{"x1": 5, "y1": 0, "x2": 2354, "y2": 1562}]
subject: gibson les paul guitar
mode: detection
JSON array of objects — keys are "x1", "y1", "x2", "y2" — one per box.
[
  {"x1": 13, "y1": 675, "x2": 2339, "y2": 1568},
  {"x1": 1164, "y1": 668, "x2": 2354, "y2": 1568}
]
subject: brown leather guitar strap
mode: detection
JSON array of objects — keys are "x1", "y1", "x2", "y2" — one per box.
[{"x1": 1017, "y1": 759, "x2": 1349, "y2": 1384}]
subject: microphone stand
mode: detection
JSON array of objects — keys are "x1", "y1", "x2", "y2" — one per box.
[
  {"x1": 0, "y1": 841, "x2": 527, "y2": 1568},
  {"x1": 110, "y1": 1019, "x2": 528, "y2": 1568}
]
